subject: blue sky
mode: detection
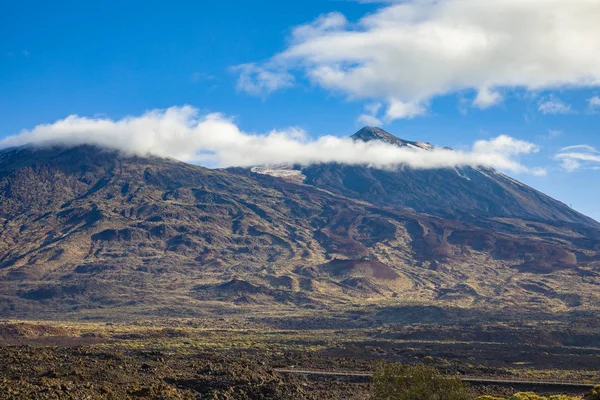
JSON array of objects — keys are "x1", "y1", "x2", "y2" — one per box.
[{"x1": 2, "y1": 0, "x2": 600, "y2": 221}]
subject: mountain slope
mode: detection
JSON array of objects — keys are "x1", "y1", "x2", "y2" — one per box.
[
  {"x1": 0, "y1": 143, "x2": 599, "y2": 319},
  {"x1": 303, "y1": 126, "x2": 598, "y2": 228},
  {"x1": 350, "y1": 126, "x2": 434, "y2": 150}
]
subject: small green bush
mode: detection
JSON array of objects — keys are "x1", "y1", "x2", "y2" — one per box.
[
  {"x1": 371, "y1": 362, "x2": 471, "y2": 400},
  {"x1": 584, "y1": 385, "x2": 600, "y2": 400},
  {"x1": 510, "y1": 393, "x2": 547, "y2": 400}
]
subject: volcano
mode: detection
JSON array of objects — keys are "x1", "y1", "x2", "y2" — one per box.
[{"x1": 0, "y1": 129, "x2": 599, "y2": 320}]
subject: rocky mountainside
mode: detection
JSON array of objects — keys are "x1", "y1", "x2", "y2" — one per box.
[
  {"x1": 350, "y1": 126, "x2": 434, "y2": 150},
  {"x1": 305, "y1": 127, "x2": 598, "y2": 227},
  {"x1": 1, "y1": 136, "x2": 599, "y2": 320}
]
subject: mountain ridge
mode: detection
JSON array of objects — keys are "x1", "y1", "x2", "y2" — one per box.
[
  {"x1": 351, "y1": 126, "x2": 434, "y2": 150},
  {"x1": 0, "y1": 141, "x2": 599, "y2": 319},
  {"x1": 254, "y1": 126, "x2": 597, "y2": 228}
]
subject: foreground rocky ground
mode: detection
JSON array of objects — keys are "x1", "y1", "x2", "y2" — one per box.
[
  {"x1": 0, "y1": 346, "x2": 351, "y2": 399},
  {"x1": 1, "y1": 320, "x2": 598, "y2": 399}
]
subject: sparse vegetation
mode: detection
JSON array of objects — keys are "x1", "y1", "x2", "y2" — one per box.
[
  {"x1": 1, "y1": 144, "x2": 599, "y2": 398},
  {"x1": 1, "y1": 145, "x2": 600, "y2": 319},
  {"x1": 0, "y1": 320, "x2": 596, "y2": 399},
  {"x1": 477, "y1": 393, "x2": 582, "y2": 400},
  {"x1": 506, "y1": 394, "x2": 580, "y2": 400},
  {"x1": 584, "y1": 385, "x2": 600, "y2": 400},
  {"x1": 371, "y1": 362, "x2": 471, "y2": 400}
]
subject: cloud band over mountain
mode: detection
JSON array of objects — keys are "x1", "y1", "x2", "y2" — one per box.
[{"x1": 0, "y1": 106, "x2": 544, "y2": 175}]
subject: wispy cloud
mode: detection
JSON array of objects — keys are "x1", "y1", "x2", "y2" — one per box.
[
  {"x1": 0, "y1": 106, "x2": 543, "y2": 175},
  {"x1": 235, "y1": 0, "x2": 600, "y2": 120},
  {"x1": 384, "y1": 99, "x2": 426, "y2": 121},
  {"x1": 536, "y1": 129, "x2": 562, "y2": 141},
  {"x1": 538, "y1": 96, "x2": 573, "y2": 115},
  {"x1": 233, "y1": 63, "x2": 294, "y2": 96},
  {"x1": 356, "y1": 114, "x2": 383, "y2": 127},
  {"x1": 357, "y1": 102, "x2": 384, "y2": 126},
  {"x1": 364, "y1": 102, "x2": 382, "y2": 116},
  {"x1": 547, "y1": 130, "x2": 562, "y2": 139},
  {"x1": 473, "y1": 87, "x2": 503, "y2": 110},
  {"x1": 554, "y1": 145, "x2": 600, "y2": 172},
  {"x1": 190, "y1": 72, "x2": 216, "y2": 84},
  {"x1": 588, "y1": 96, "x2": 600, "y2": 112}
]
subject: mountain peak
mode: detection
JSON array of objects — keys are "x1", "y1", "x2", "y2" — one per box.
[
  {"x1": 351, "y1": 126, "x2": 399, "y2": 144},
  {"x1": 350, "y1": 126, "x2": 433, "y2": 150}
]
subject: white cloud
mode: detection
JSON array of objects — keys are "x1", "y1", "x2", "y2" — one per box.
[
  {"x1": 473, "y1": 87, "x2": 503, "y2": 109},
  {"x1": 364, "y1": 102, "x2": 382, "y2": 116},
  {"x1": 237, "y1": 0, "x2": 600, "y2": 117},
  {"x1": 473, "y1": 135, "x2": 539, "y2": 156},
  {"x1": 538, "y1": 96, "x2": 573, "y2": 115},
  {"x1": 588, "y1": 96, "x2": 600, "y2": 111},
  {"x1": 529, "y1": 167, "x2": 548, "y2": 177},
  {"x1": 357, "y1": 114, "x2": 383, "y2": 126},
  {"x1": 457, "y1": 96, "x2": 470, "y2": 115},
  {"x1": 291, "y1": 12, "x2": 348, "y2": 41},
  {"x1": 233, "y1": 63, "x2": 294, "y2": 96},
  {"x1": 357, "y1": 102, "x2": 384, "y2": 126},
  {"x1": 554, "y1": 144, "x2": 600, "y2": 172},
  {"x1": 384, "y1": 98, "x2": 426, "y2": 121},
  {"x1": 560, "y1": 144, "x2": 597, "y2": 152},
  {"x1": 0, "y1": 106, "x2": 542, "y2": 174}
]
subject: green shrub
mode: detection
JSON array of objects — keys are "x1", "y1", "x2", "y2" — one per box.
[
  {"x1": 584, "y1": 385, "x2": 600, "y2": 400},
  {"x1": 476, "y1": 396, "x2": 505, "y2": 400},
  {"x1": 510, "y1": 393, "x2": 547, "y2": 400},
  {"x1": 371, "y1": 362, "x2": 471, "y2": 400}
]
